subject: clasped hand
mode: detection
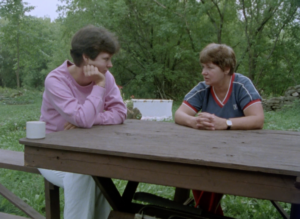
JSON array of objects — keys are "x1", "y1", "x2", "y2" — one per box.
[
  {"x1": 64, "y1": 122, "x2": 77, "y2": 130},
  {"x1": 194, "y1": 112, "x2": 226, "y2": 130}
]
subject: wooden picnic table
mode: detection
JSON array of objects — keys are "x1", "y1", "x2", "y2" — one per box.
[{"x1": 19, "y1": 120, "x2": 300, "y2": 219}]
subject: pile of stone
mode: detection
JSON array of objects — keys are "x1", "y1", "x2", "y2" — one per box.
[{"x1": 262, "y1": 85, "x2": 300, "y2": 111}]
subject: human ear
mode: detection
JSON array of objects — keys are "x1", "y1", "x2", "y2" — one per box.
[
  {"x1": 82, "y1": 54, "x2": 89, "y2": 65},
  {"x1": 224, "y1": 67, "x2": 230, "y2": 75}
]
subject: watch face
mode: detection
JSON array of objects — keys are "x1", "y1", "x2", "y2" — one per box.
[{"x1": 227, "y1": 120, "x2": 232, "y2": 126}]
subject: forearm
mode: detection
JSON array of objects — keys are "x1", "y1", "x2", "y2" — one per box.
[
  {"x1": 230, "y1": 115, "x2": 264, "y2": 130},
  {"x1": 73, "y1": 95, "x2": 105, "y2": 127},
  {"x1": 47, "y1": 85, "x2": 106, "y2": 128},
  {"x1": 228, "y1": 103, "x2": 264, "y2": 130},
  {"x1": 95, "y1": 106, "x2": 127, "y2": 125},
  {"x1": 175, "y1": 110, "x2": 197, "y2": 129}
]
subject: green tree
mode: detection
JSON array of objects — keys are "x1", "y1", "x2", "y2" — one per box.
[
  {"x1": 0, "y1": 0, "x2": 34, "y2": 88},
  {"x1": 0, "y1": 1, "x2": 58, "y2": 89},
  {"x1": 20, "y1": 17, "x2": 57, "y2": 88},
  {"x1": 56, "y1": 0, "x2": 300, "y2": 98},
  {"x1": 237, "y1": 0, "x2": 299, "y2": 83}
]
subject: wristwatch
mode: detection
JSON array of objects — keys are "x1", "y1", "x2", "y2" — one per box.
[{"x1": 226, "y1": 119, "x2": 232, "y2": 130}]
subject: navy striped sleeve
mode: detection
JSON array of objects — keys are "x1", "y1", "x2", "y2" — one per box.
[
  {"x1": 234, "y1": 74, "x2": 262, "y2": 110},
  {"x1": 183, "y1": 82, "x2": 209, "y2": 113}
]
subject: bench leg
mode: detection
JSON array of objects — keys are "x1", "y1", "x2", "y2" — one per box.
[
  {"x1": 271, "y1": 201, "x2": 289, "y2": 219},
  {"x1": 0, "y1": 182, "x2": 45, "y2": 219},
  {"x1": 44, "y1": 179, "x2": 60, "y2": 219}
]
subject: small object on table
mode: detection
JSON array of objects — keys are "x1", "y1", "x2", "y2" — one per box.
[{"x1": 26, "y1": 121, "x2": 45, "y2": 139}]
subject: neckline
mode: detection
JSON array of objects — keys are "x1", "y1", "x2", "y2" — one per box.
[{"x1": 211, "y1": 73, "x2": 235, "y2": 107}]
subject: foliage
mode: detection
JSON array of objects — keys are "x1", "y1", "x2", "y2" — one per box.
[
  {"x1": 235, "y1": 0, "x2": 300, "y2": 94},
  {"x1": 55, "y1": 0, "x2": 300, "y2": 99},
  {"x1": 0, "y1": 1, "x2": 59, "y2": 89},
  {"x1": 0, "y1": 87, "x2": 42, "y2": 105},
  {"x1": 222, "y1": 195, "x2": 290, "y2": 219},
  {"x1": 0, "y1": 169, "x2": 46, "y2": 217},
  {"x1": 0, "y1": 0, "x2": 300, "y2": 98},
  {"x1": 0, "y1": 0, "x2": 34, "y2": 88},
  {"x1": 264, "y1": 99, "x2": 300, "y2": 131}
]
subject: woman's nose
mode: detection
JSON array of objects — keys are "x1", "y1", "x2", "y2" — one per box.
[{"x1": 107, "y1": 60, "x2": 113, "y2": 68}]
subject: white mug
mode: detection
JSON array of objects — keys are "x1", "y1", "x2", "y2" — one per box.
[{"x1": 26, "y1": 121, "x2": 46, "y2": 139}]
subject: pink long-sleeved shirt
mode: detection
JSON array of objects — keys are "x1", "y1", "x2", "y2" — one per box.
[{"x1": 40, "y1": 60, "x2": 127, "y2": 133}]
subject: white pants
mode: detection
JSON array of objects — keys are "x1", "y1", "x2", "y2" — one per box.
[{"x1": 39, "y1": 169, "x2": 111, "y2": 219}]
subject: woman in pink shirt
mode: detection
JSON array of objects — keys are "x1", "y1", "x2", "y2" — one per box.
[{"x1": 39, "y1": 25, "x2": 127, "y2": 219}]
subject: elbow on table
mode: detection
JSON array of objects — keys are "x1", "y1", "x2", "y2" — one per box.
[
  {"x1": 174, "y1": 110, "x2": 190, "y2": 127},
  {"x1": 174, "y1": 110, "x2": 181, "y2": 125},
  {"x1": 105, "y1": 111, "x2": 127, "y2": 125},
  {"x1": 255, "y1": 116, "x2": 265, "y2": 129},
  {"x1": 257, "y1": 121, "x2": 264, "y2": 129},
  {"x1": 113, "y1": 106, "x2": 127, "y2": 124},
  {"x1": 119, "y1": 112, "x2": 126, "y2": 124}
]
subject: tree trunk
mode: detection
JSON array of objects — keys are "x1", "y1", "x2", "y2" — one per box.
[{"x1": 16, "y1": 23, "x2": 20, "y2": 88}]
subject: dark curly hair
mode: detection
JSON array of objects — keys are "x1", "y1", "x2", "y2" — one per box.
[{"x1": 70, "y1": 25, "x2": 120, "y2": 67}]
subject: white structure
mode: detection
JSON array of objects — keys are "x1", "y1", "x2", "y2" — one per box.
[{"x1": 132, "y1": 99, "x2": 173, "y2": 121}]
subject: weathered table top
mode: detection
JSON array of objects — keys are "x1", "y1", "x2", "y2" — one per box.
[{"x1": 19, "y1": 120, "x2": 300, "y2": 177}]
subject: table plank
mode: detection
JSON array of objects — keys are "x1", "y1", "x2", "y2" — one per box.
[
  {"x1": 108, "y1": 211, "x2": 134, "y2": 219},
  {"x1": 24, "y1": 146, "x2": 300, "y2": 204},
  {"x1": 20, "y1": 120, "x2": 300, "y2": 176}
]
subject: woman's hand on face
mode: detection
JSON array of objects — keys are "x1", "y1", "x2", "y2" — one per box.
[
  {"x1": 64, "y1": 122, "x2": 78, "y2": 130},
  {"x1": 83, "y1": 65, "x2": 106, "y2": 87}
]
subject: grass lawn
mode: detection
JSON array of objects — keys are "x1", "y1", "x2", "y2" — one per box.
[{"x1": 0, "y1": 87, "x2": 299, "y2": 218}]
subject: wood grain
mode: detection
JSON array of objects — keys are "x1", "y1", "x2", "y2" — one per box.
[
  {"x1": 108, "y1": 211, "x2": 134, "y2": 219},
  {"x1": 0, "y1": 149, "x2": 39, "y2": 174},
  {"x1": 25, "y1": 146, "x2": 300, "y2": 204},
  {"x1": 0, "y1": 212, "x2": 31, "y2": 219},
  {"x1": 19, "y1": 120, "x2": 300, "y2": 176}
]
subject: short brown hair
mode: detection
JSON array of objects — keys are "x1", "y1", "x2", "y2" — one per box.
[
  {"x1": 200, "y1": 43, "x2": 236, "y2": 75},
  {"x1": 70, "y1": 25, "x2": 120, "y2": 66}
]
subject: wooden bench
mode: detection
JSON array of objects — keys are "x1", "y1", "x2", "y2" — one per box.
[{"x1": 0, "y1": 149, "x2": 60, "y2": 219}]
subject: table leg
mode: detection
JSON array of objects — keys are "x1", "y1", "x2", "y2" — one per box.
[
  {"x1": 93, "y1": 176, "x2": 140, "y2": 213},
  {"x1": 174, "y1": 188, "x2": 190, "y2": 204},
  {"x1": 44, "y1": 179, "x2": 60, "y2": 219},
  {"x1": 122, "y1": 181, "x2": 139, "y2": 204},
  {"x1": 291, "y1": 204, "x2": 300, "y2": 219},
  {"x1": 93, "y1": 176, "x2": 123, "y2": 211}
]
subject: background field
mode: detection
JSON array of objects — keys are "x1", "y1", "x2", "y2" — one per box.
[{"x1": 0, "y1": 87, "x2": 299, "y2": 218}]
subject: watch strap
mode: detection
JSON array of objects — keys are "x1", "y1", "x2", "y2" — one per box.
[{"x1": 226, "y1": 119, "x2": 232, "y2": 130}]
